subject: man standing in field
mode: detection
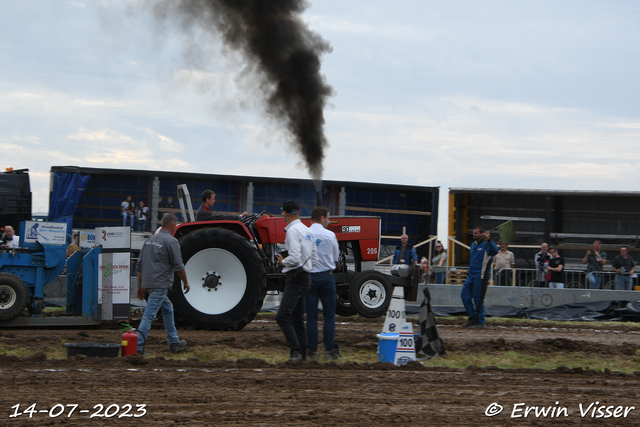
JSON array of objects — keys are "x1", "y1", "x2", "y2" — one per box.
[
  {"x1": 136, "y1": 214, "x2": 190, "y2": 355},
  {"x1": 461, "y1": 226, "x2": 498, "y2": 329},
  {"x1": 306, "y1": 206, "x2": 340, "y2": 361},
  {"x1": 276, "y1": 200, "x2": 317, "y2": 361}
]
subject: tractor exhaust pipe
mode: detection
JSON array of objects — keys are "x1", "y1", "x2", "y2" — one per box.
[{"x1": 314, "y1": 179, "x2": 322, "y2": 206}]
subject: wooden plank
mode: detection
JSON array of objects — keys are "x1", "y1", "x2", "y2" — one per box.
[{"x1": 344, "y1": 206, "x2": 431, "y2": 216}]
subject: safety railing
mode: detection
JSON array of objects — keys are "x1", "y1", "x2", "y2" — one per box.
[
  {"x1": 473, "y1": 268, "x2": 636, "y2": 289},
  {"x1": 416, "y1": 266, "x2": 637, "y2": 289}
]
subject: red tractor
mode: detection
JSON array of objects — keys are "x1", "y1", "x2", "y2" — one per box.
[{"x1": 168, "y1": 187, "x2": 419, "y2": 330}]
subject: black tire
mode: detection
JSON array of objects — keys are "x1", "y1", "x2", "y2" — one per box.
[
  {"x1": 335, "y1": 285, "x2": 357, "y2": 317},
  {"x1": 349, "y1": 271, "x2": 392, "y2": 318},
  {"x1": 170, "y1": 228, "x2": 266, "y2": 330},
  {"x1": 0, "y1": 273, "x2": 29, "y2": 321}
]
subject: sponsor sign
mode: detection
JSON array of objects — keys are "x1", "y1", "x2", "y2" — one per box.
[
  {"x1": 78, "y1": 230, "x2": 95, "y2": 248},
  {"x1": 24, "y1": 221, "x2": 67, "y2": 246},
  {"x1": 96, "y1": 227, "x2": 131, "y2": 250},
  {"x1": 98, "y1": 252, "x2": 131, "y2": 320}
]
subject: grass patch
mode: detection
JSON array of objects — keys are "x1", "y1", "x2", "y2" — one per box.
[
  {"x1": 43, "y1": 306, "x2": 66, "y2": 312},
  {"x1": 172, "y1": 345, "x2": 380, "y2": 364},
  {"x1": 422, "y1": 350, "x2": 640, "y2": 374}
]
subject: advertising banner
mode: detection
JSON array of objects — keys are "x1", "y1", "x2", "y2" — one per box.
[
  {"x1": 78, "y1": 230, "x2": 95, "y2": 248},
  {"x1": 96, "y1": 226, "x2": 131, "y2": 320},
  {"x1": 23, "y1": 221, "x2": 67, "y2": 246},
  {"x1": 98, "y1": 252, "x2": 131, "y2": 320},
  {"x1": 96, "y1": 226, "x2": 131, "y2": 251}
]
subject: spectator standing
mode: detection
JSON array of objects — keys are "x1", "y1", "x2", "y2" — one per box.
[
  {"x1": 492, "y1": 241, "x2": 515, "y2": 286},
  {"x1": 611, "y1": 247, "x2": 635, "y2": 291},
  {"x1": 582, "y1": 240, "x2": 607, "y2": 289},
  {"x1": 431, "y1": 241, "x2": 448, "y2": 284},
  {"x1": 136, "y1": 214, "x2": 190, "y2": 354},
  {"x1": 157, "y1": 196, "x2": 165, "y2": 222},
  {"x1": 195, "y1": 190, "x2": 248, "y2": 222},
  {"x1": 535, "y1": 243, "x2": 551, "y2": 287},
  {"x1": 547, "y1": 246, "x2": 565, "y2": 289},
  {"x1": 121, "y1": 195, "x2": 134, "y2": 228},
  {"x1": 3, "y1": 225, "x2": 19, "y2": 248},
  {"x1": 393, "y1": 234, "x2": 418, "y2": 266},
  {"x1": 165, "y1": 196, "x2": 177, "y2": 221},
  {"x1": 275, "y1": 200, "x2": 317, "y2": 361},
  {"x1": 135, "y1": 201, "x2": 150, "y2": 232},
  {"x1": 165, "y1": 196, "x2": 175, "y2": 209},
  {"x1": 461, "y1": 227, "x2": 499, "y2": 329},
  {"x1": 305, "y1": 206, "x2": 340, "y2": 361}
]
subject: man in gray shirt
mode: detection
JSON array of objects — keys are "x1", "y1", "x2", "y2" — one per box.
[{"x1": 136, "y1": 214, "x2": 190, "y2": 354}]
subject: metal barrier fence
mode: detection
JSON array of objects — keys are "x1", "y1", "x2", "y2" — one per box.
[{"x1": 415, "y1": 266, "x2": 638, "y2": 290}]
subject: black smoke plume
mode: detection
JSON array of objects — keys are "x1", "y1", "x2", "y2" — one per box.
[{"x1": 148, "y1": 0, "x2": 334, "y2": 181}]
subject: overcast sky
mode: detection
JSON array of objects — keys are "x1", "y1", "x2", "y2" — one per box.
[{"x1": 1, "y1": 1, "x2": 639, "y2": 239}]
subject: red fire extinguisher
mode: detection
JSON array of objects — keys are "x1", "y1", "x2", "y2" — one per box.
[{"x1": 121, "y1": 324, "x2": 138, "y2": 357}]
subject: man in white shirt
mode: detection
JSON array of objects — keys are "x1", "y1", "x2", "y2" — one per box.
[
  {"x1": 305, "y1": 206, "x2": 340, "y2": 361},
  {"x1": 3, "y1": 225, "x2": 19, "y2": 248},
  {"x1": 276, "y1": 200, "x2": 317, "y2": 361}
]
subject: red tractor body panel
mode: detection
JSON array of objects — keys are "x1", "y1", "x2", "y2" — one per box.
[{"x1": 254, "y1": 216, "x2": 381, "y2": 262}]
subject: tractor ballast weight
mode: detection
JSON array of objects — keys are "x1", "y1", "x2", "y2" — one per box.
[{"x1": 170, "y1": 185, "x2": 420, "y2": 331}]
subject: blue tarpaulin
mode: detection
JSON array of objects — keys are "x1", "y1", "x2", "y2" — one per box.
[{"x1": 48, "y1": 172, "x2": 90, "y2": 239}]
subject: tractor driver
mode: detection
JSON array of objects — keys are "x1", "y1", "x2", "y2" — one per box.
[{"x1": 195, "y1": 189, "x2": 249, "y2": 222}]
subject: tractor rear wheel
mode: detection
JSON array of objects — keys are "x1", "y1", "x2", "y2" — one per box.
[
  {"x1": 349, "y1": 271, "x2": 392, "y2": 318},
  {"x1": 0, "y1": 273, "x2": 29, "y2": 321},
  {"x1": 170, "y1": 227, "x2": 266, "y2": 330}
]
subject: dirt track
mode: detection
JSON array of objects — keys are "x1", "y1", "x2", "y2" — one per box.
[{"x1": 2, "y1": 315, "x2": 640, "y2": 426}]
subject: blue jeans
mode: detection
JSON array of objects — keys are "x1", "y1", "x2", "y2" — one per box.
[
  {"x1": 435, "y1": 272, "x2": 446, "y2": 284},
  {"x1": 615, "y1": 275, "x2": 632, "y2": 291},
  {"x1": 136, "y1": 288, "x2": 179, "y2": 353},
  {"x1": 461, "y1": 275, "x2": 485, "y2": 324},
  {"x1": 275, "y1": 268, "x2": 310, "y2": 357},
  {"x1": 122, "y1": 211, "x2": 133, "y2": 227},
  {"x1": 136, "y1": 219, "x2": 147, "y2": 232},
  {"x1": 587, "y1": 272, "x2": 603, "y2": 289},
  {"x1": 305, "y1": 271, "x2": 337, "y2": 351}
]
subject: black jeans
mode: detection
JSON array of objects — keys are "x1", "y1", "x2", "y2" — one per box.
[{"x1": 275, "y1": 268, "x2": 310, "y2": 357}]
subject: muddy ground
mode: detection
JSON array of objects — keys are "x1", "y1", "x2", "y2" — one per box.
[{"x1": 2, "y1": 315, "x2": 640, "y2": 426}]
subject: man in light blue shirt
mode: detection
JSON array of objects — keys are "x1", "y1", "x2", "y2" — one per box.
[{"x1": 306, "y1": 206, "x2": 340, "y2": 361}]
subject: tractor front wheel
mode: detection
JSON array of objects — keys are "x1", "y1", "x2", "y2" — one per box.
[
  {"x1": 0, "y1": 273, "x2": 29, "y2": 321},
  {"x1": 348, "y1": 271, "x2": 392, "y2": 318},
  {"x1": 170, "y1": 227, "x2": 266, "y2": 330}
]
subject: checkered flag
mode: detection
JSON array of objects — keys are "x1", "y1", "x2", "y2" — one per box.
[{"x1": 416, "y1": 286, "x2": 446, "y2": 358}]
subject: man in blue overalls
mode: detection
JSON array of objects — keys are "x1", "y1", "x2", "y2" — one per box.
[{"x1": 461, "y1": 226, "x2": 499, "y2": 329}]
